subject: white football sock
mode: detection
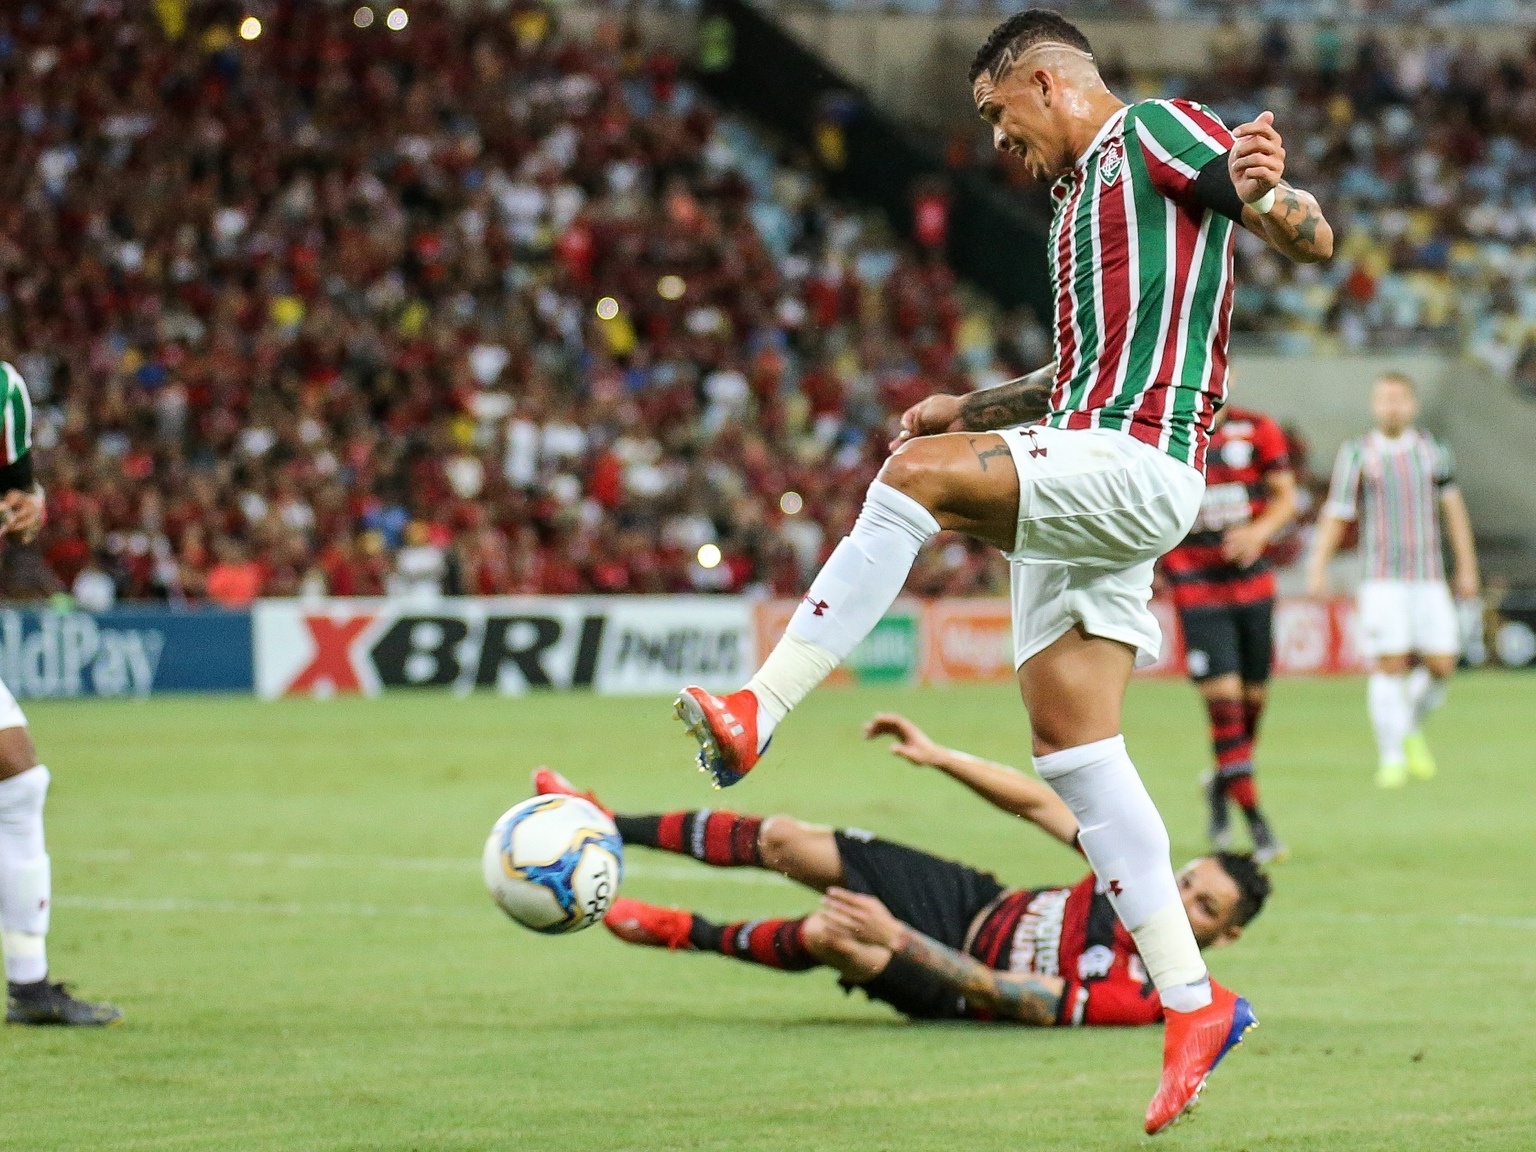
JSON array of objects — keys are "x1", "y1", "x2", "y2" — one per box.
[
  {"x1": 746, "y1": 480, "x2": 938, "y2": 745},
  {"x1": 1034, "y1": 737, "x2": 1210, "y2": 1010},
  {"x1": 1367, "y1": 673, "x2": 1411, "y2": 765},
  {"x1": 1406, "y1": 666, "x2": 1449, "y2": 729},
  {"x1": 0, "y1": 765, "x2": 50, "y2": 985}
]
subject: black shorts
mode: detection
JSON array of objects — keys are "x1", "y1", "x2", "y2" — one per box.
[
  {"x1": 833, "y1": 831, "x2": 1005, "y2": 1021},
  {"x1": 1178, "y1": 600, "x2": 1274, "y2": 685}
]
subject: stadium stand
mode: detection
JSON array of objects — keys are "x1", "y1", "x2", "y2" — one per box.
[
  {"x1": 7, "y1": 2, "x2": 1534, "y2": 604},
  {"x1": 2, "y1": 2, "x2": 1027, "y2": 605}
]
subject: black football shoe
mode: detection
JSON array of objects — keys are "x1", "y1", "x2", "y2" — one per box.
[{"x1": 7, "y1": 980, "x2": 123, "y2": 1026}]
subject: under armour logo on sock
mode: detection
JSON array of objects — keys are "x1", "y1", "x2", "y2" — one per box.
[
  {"x1": 803, "y1": 596, "x2": 829, "y2": 616},
  {"x1": 1108, "y1": 879, "x2": 1123, "y2": 896},
  {"x1": 1026, "y1": 429, "x2": 1048, "y2": 458}
]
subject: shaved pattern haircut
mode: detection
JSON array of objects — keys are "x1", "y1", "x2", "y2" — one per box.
[{"x1": 968, "y1": 8, "x2": 1094, "y2": 85}]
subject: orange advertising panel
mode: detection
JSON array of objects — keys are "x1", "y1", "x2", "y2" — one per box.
[{"x1": 922, "y1": 598, "x2": 1013, "y2": 684}]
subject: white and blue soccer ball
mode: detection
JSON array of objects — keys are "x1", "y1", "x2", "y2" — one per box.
[{"x1": 482, "y1": 795, "x2": 623, "y2": 933}]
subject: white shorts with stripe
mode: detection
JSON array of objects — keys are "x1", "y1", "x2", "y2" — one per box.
[
  {"x1": 1001, "y1": 426, "x2": 1204, "y2": 669},
  {"x1": 1356, "y1": 579, "x2": 1459, "y2": 659}
]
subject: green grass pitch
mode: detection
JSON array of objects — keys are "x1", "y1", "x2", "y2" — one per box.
[{"x1": 3, "y1": 674, "x2": 1533, "y2": 1151}]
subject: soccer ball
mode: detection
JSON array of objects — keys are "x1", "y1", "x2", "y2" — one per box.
[{"x1": 482, "y1": 795, "x2": 624, "y2": 933}]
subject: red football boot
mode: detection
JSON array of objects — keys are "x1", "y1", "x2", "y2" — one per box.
[
  {"x1": 530, "y1": 767, "x2": 613, "y2": 818},
  {"x1": 603, "y1": 898, "x2": 694, "y2": 950},
  {"x1": 673, "y1": 687, "x2": 765, "y2": 788},
  {"x1": 1145, "y1": 981, "x2": 1258, "y2": 1135}
]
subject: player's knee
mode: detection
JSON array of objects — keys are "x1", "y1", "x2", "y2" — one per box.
[
  {"x1": 758, "y1": 815, "x2": 808, "y2": 872},
  {"x1": 877, "y1": 441, "x2": 952, "y2": 510},
  {"x1": 1423, "y1": 656, "x2": 1456, "y2": 679},
  {"x1": 799, "y1": 911, "x2": 856, "y2": 961},
  {"x1": 0, "y1": 727, "x2": 39, "y2": 781}
]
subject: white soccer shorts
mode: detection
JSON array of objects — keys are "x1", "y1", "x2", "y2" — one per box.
[
  {"x1": 1000, "y1": 425, "x2": 1204, "y2": 669},
  {"x1": 0, "y1": 676, "x2": 27, "y2": 731},
  {"x1": 1356, "y1": 578, "x2": 1459, "y2": 659}
]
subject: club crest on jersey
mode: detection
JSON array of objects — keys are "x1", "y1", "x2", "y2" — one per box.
[{"x1": 1098, "y1": 139, "x2": 1124, "y2": 186}]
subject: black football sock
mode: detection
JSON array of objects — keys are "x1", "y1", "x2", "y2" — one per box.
[
  {"x1": 614, "y1": 811, "x2": 764, "y2": 867},
  {"x1": 688, "y1": 914, "x2": 818, "y2": 971}
]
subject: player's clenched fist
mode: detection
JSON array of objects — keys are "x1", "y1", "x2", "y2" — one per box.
[
  {"x1": 890, "y1": 393, "x2": 964, "y2": 452},
  {"x1": 1229, "y1": 110, "x2": 1285, "y2": 205}
]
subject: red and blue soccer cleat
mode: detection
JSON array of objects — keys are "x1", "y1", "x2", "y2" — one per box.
[
  {"x1": 603, "y1": 898, "x2": 694, "y2": 951},
  {"x1": 1145, "y1": 981, "x2": 1258, "y2": 1135},
  {"x1": 530, "y1": 766, "x2": 613, "y2": 818},
  {"x1": 673, "y1": 687, "x2": 764, "y2": 788}
]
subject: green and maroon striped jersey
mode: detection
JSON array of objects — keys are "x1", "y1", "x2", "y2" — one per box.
[
  {"x1": 1044, "y1": 99, "x2": 1238, "y2": 472},
  {"x1": 0, "y1": 361, "x2": 32, "y2": 466},
  {"x1": 1324, "y1": 429, "x2": 1456, "y2": 581}
]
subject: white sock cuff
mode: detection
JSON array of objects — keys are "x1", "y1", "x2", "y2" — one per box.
[
  {"x1": 2, "y1": 929, "x2": 47, "y2": 985},
  {"x1": 1031, "y1": 735, "x2": 1127, "y2": 781},
  {"x1": 0, "y1": 765, "x2": 48, "y2": 812},
  {"x1": 863, "y1": 480, "x2": 941, "y2": 542}
]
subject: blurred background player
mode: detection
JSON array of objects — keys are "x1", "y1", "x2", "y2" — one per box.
[
  {"x1": 1162, "y1": 405, "x2": 1297, "y2": 862},
  {"x1": 541, "y1": 712, "x2": 1268, "y2": 1027},
  {"x1": 674, "y1": 10, "x2": 1329, "y2": 1131},
  {"x1": 0, "y1": 361, "x2": 120, "y2": 1027},
  {"x1": 1306, "y1": 373, "x2": 1479, "y2": 789}
]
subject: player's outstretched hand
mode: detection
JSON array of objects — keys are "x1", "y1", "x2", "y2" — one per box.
[
  {"x1": 1220, "y1": 522, "x2": 1268, "y2": 569},
  {"x1": 0, "y1": 489, "x2": 45, "y2": 545},
  {"x1": 864, "y1": 712, "x2": 945, "y2": 768},
  {"x1": 1230, "y1": 110, "x2": 1285, "y2": 205},
  {"x1": 820, "y1": 887, "x2": 904, "y2": 950},
  {"x1": 890, "y1": 394, "x2": 964, "y2": 453}
]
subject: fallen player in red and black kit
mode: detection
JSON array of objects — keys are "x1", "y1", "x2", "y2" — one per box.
[
  {"x1": 1161, "y1": 405, "x2": 1297, "y2": 863},
  {"x1": 536, "y1": 713, "x2": 1270, "y2": 1026}
]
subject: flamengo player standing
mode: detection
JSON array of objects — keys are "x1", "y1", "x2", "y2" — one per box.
[
  {"x1": 1306, "y1": 372, "x2": 1478, "y2": 788},
  {"x1": 0, "y1": 361, "x2": 120, "y2": 1026},
  {"x1": 1162, "y1": 406, "x2": 1297, "y2": 862},
  {"x1": 673, "y1": 10, "x2": 1332, "y2": 1134}
]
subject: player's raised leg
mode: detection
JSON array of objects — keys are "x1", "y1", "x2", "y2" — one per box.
[
  {"x1": 1403, "y1": 654, "x2": 1453, "y2": 780},
  {"x1": 0, "y1": 705, "x2": 121, "y2": 1027},
  {"x1": 1018, "y1": 626, "x2": 1255, "y2": 1135},
  {"x1": 534, "y1": 768, "x2": 845, "y2": 889},
  {"x1": 676, "y1": 427, "x2": 1022, "y2": 787}
]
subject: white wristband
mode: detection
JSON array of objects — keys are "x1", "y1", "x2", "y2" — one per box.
[{"x1": 1247, "y1": 188, "x2": 1276, "y2": 214}]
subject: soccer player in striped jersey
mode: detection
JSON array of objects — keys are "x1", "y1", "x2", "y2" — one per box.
[
  {"x1": 1305, "y1": 372, "x2": 1479, "y2": 789},
  {"x1": 0, "y1": 360, "x2": 121, "y2": 1026},
  {"x1": 1162, "y1": 405, "x2": 1297, "y2": 862},
  {"x1": 673, "y1": 10, "x2": 1331, "y2": 1132},
  {"x1": 535, "y1": 714, "x2": 1269, "y2": 1030}
]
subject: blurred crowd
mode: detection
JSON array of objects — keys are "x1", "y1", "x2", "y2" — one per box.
[
  {"x1": 10, "y1": 1, "x2": 1533, "y2": 608},
  {"x1": 4, "y1": 1, "x2": 1026, "y2": 607},
  {"x1": 1187, "y1": 17, "x2": 1536, "y2": 375}
]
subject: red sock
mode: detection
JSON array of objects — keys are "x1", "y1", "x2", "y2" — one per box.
[
  {"x1": 1225, "y1": 772, "x2": 1260, "y2": 812},
  {"x1": 1242, "y1": 696, "x2": 1266, "y2": 742},
  {"x1": 689, "y1": 915, "x2": 817, "y2": 970},
  {"x1": 1205, "y1": 697, "x2": 1254, "y2": 775},
  {"x1": 622, "y1": 810, "x2": 764, "y2": 867}
]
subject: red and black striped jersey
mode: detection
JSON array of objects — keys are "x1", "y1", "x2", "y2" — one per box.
[
  {"x1": 1161, "y1": 407, "x2": 1290, "y2": 609},
  {"x1": 966, "y1": 873, "x2": 1163, "y2": 1027}
]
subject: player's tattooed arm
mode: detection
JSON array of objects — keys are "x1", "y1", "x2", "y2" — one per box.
[
  {"x1": 957, "y1": 363, "x2": 1055, "y2": 432},
  {"x1": 1242, "y1": 182, "x2": 1333, "y2": 264},
  {"x1": 892, "y1": 927, "x2": 1065, "y2": 1025},
  {"x1": 819, "y1": 887, "x2": 1065, "y2": 1025}
]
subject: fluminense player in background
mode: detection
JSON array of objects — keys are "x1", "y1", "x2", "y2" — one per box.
[
  {"x1": 671, "y1": 8, "x2": 1332, "y2": 1134},
  {"x1": 1305, "y1": 372, "x2": 1478, "y2": 789},
  {"x1": 1162, "y1": 404, "x2": 1297, "y2": 862},
  {"x1": 0, "y1": 360, "x2": 121, "y2": 1026}
]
